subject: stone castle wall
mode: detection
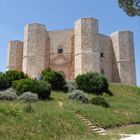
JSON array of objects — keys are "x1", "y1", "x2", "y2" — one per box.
[
  {"x1": 111, "y1": 31, "x2": 136, "y2": 85},
  {"x1": 7, "y1": 41, "x2": 23, "y2": 71},
  {"x1": 74, "y1": 18, "x2": 100, "y2": 77},
  {"x1": 48, "y1": 30, "x2": 74, "y2": 79},
  {"x1": 22, "y1": 23, "x2": 48, "y2": 78},
  {"x1": 6, "y1": 17, "x2": 136, "y2": 85},
  {"x1": 99, "y1": 34, "x2": 113, "y2": 82}
]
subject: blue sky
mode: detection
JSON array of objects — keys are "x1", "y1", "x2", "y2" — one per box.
[{"x1": 0, "y1": 0, "x2": 139, "y2": 86}]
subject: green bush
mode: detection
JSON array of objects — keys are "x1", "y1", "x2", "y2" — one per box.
[
  {"x1": 75, "y1": 72, "x2": 109, "y2": 95},
  {"x1": 0, "y1": 73, "x2": 8, "y2": 90},
  {"x1": 68, "y1": 90, "x2": 88, "y2": 104},
  {"x1": 5, "y1": 70, "x2": 28, "y2": 88},
  {"x1": 18, "y1": 92, "x2": 39, "y2": 102},
  {"x1": 41, "y1": 68, "x2": 66, "y2": 91},
  {"x1": 12, "y1": 79, "x2": 38, "y2": 95},
  {"x1": 0, "y1": 88, "x2": 17, "y2": 101},
  {"x1": 37, "y1": 81, "x2": 51, "y2": 100},
  {"x1": 0, "y1": 105, "x2": 22, "y2": 118},
  {"x1": 66, "y1": 80, "x2": 77, "y2": 92},
  {"x1": 12, "y1": 79, "x2": 51, "y2": 100},
  {"x1": 91, "y1": 97, "x2": 110, "y2": 108}
]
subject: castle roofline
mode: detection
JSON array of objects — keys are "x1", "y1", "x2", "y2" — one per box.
[
  {"x1": 48, "y1": 29, "x2": 74, "y2": 32},
  {"x1": 78, "y1": 17, "x2": 98, "y2": 20},
  {"x1": 9, "y1": 40, "x2": 23, "y2": 43},
  {"x1": 111, "y1": 30, "x2": 133, "y2": 36},
  {"x1": 26, "y1": 23, "x2": 46, "y2": 27}
]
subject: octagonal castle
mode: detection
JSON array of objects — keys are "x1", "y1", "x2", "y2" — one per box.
[{"x1": 7, "y1": 18, "x2": 136, "y2": 85}]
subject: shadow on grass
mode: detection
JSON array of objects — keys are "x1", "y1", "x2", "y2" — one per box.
[
  {"x1": 107, "y1": 90, "x2": 114, "y2": 96},
  {"x1": 46, "y1": 97, "x2": 55, "y2": 101}
]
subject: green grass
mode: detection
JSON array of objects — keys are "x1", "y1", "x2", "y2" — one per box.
[
  {"x1": 0, "y1": 83, "x2": 139, "y2": 139},
  {"x1": 108, "y1": 124, "x2": 140, "y2": 134}
]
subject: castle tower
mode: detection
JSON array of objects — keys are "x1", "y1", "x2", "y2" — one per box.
[
  {"x1": 111, "y1": 31, "x2": 136, "y2": 85},
  {"x1": 6, "y1": 41, "x2": 23, "y2": 71},
  {"x1": 74, "y1": 18, "x2": 100, "y2": 77},
  {"x1": 22, "y1": 23, "x2": 49, "y2": 78}
]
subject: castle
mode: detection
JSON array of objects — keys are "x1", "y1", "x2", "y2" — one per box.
[{"x1": 6, "y1": 18, "x2": 136, "y2": 85}]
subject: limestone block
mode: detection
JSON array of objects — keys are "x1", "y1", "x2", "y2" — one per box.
[
  {"x1": 23, "y1": 23, "x2": 48, "y2": 78},
  {"x1": 99, "y1": 34, "x2": 113, "y2": 81},
  {"x1": 111, "y1": 31, "x2": 136, "y2": 85},
  {"x1": 48, "y1": 30, "x2": 74, "y2": 79},
  {"x1": 7, "y1": 41, "x2": 23, "y2": 71},
  {"x1": 74, "y1": 18, "x2": 100, "y2": 77}
]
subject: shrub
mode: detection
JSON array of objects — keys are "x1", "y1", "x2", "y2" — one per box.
[
  {"x1": 12, "y1": 79, "x2": 38, "y2": 95},
  {"x1": 66, "y1": 80, "x2": 77, "y2": 92},
  {"x1": 91, "y1": 97, "x2": 110, "y2": 108},
  {"x1": 0, "y1": 88, "x2": 17, "y2": 101},
  {"x1": 75, "y1": 72, "x2": 109, "y2": 95},
  {"x1": 12, "y1": 79, "x2": 51, "y2": 100},
  {"x1": 68, "y1": 90, "x2": 88, "y2": 104},
  {"x1": 41, "y1": 68, "x2": 66, "y2": 91},
  {"x1": 5, "y1": 70, "x2": 28, "y2": 88},
  {"x1": 0, "y1": 105, "x2": 22, "y2": 118},
  {"x1": 0, "y1": 73, "x2": 8, "y2": 90},
  {"x1": 62, "y1": 85, "x2": 69, "y2": 93},
  {"x1": 18, "y1": 92, "x2": 39, "y2": 102},
  {"x1": 37, "y1": 81, "x2": 51, "y2": 100}
]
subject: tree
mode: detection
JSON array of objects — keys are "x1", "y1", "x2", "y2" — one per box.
[{"x1": 118, "y1": 0, "x2": 140, "y2": 16}]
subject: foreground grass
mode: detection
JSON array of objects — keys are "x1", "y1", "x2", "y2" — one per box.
[
  {"x1": 0, "y1": 84, "x2": 139, "y2": 139},
  {"x1": 0, "y1": 102, "x2": 119, "y2": 140}
]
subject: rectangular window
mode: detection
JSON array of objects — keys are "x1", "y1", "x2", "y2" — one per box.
[
  {"x1": 100, "y1": 53, "x2": 104, "y2": 58},
  {"x1": 58, "y1": 48, "x2": 63, "y2": 53}
]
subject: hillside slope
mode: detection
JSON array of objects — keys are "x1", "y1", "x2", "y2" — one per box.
[{"x1": 0, "y1": 84, "x2": 140, "y2": 140}]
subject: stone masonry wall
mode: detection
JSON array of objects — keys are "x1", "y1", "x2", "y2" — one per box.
[
  {"x1": 48, "y1": 30, "x2": 74, "y2": 79},
  {"x1": 22, "y1": 23, "x2": 48, "y2": 78},
  {"x1": 99, "y1": 34, "x2": 113, "y2": 82},
  {"x1": 6, "y1": 41, "x2": 23, "y2": 71},
  {"x1": 23, "y1": 23, "x2": 47, "y2": 77},
  {"x1": 111, "y1": 31, "x2": 136, "y2": 85},
  {"x1": 6, "y1": 17, "x2": 136, "y2": 85},
  {"x1": 74, "y1": 18, "x2": 100, "y2": 77}
]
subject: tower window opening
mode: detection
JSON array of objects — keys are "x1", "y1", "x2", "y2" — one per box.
[
  {"x1": 100, "y1": 53, "x2": 104, "y2": 58},
  {"x1": 57, "y1": 46, "x2": 63, "y2": 53},
  {"x1": 101, "y1": 68, "x2": 104, "y2": 74}
]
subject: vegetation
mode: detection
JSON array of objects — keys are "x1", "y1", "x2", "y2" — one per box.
[
  {"x1": 66, "y1": 80, "x2": 77, "y2": 92},
  {"x1": 41, "y1": 67, "x2": 66, "y2": 91},
  {"x1": 75, "y1": 72, "x2": 109, "y2": 95},
  {"x1": 0, "y1": 88, "x2": 17, "y2": 101},
  {"x1": 0, "y1": 69, "x2": 140, "y2": 139},
  {"x1": 0, "y1": 84, "x2": 138, "y2": 139},
  {"x1": 18, "y1": 92, "x2": 39, "y2": 102},
  {"x1": 37, "y1": 81, "x2": 51, "y2": 100},
  {"x1": 0, "y1": 72, "x2": 8, "y2": 90},
  {"x1": 90, "y1": 96, "x2": 110, "y2": 108},
  {"x1": 68, "y1": 90, "x2": 89, "y2": 104},
  {"x1": 12, "y1": 79, "x2": 51, "y2": 100},
  {"x1": 118, "y1": 0, "x2": 140, "y2": 16},
  {"x1": 5, "y1": 70, "x2": 28, "y2": 88}
]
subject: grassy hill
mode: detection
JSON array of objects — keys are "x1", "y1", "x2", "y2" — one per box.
[{"x1": 0, "y1": 83, "x2": 140, "y2": 140}]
